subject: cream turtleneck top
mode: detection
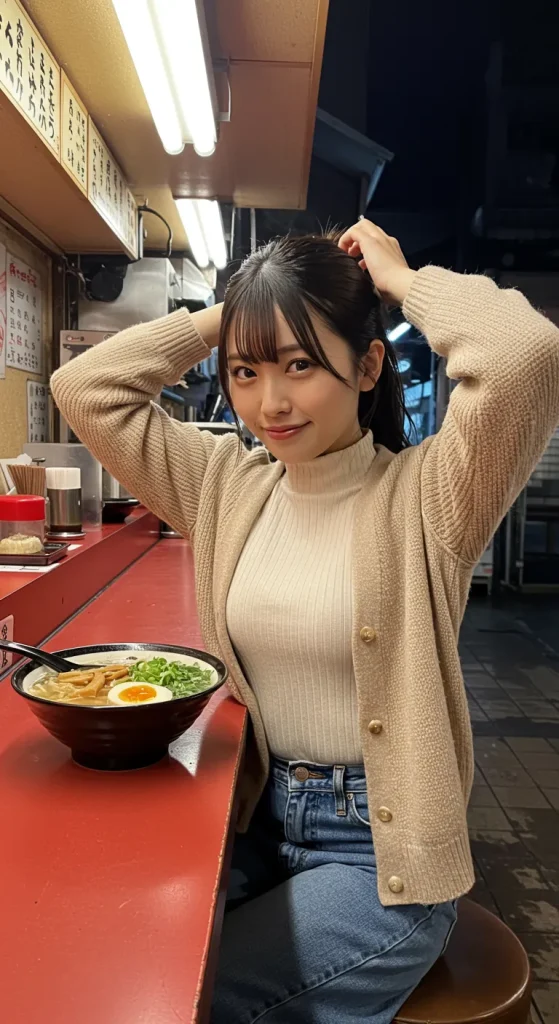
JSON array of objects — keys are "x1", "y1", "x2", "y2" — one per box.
[{"x1": 226, "y1": 432, "x2": 375, "y2": 764}]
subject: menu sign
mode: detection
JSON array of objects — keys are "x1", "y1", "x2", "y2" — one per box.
[
  {"x1": 0, "y1": 0, "x2": 60, "y2": 153},
  {"x1": 27, "y1": 380, "x2": 48, "y2": 442},
  {"x1": 0, "y1": 615, "x2": 14, "y2": 670},
  {"x1": 0, "y1": 242, "x2": 6, "y2": 379},
  {"x1": 61, "y1": 74, "x2": 87, "y2": 193},
  {"x1": 6, "y1": 253, "x2": 43, "y2": 375},
  {"x1": 88, "y1": 119, "x2": 138, "y2": 259}
]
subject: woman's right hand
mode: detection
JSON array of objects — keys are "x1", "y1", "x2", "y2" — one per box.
[{"x1": 338, "y1": 220, "x2": 416, "y2": 307}]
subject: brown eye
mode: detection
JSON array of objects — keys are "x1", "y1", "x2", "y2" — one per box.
[
  {"x1": 287, "y1": 359, "x2": 314, "y2": 373},
  {"x1": 231, "y1": 366, "x2": 257, "y2": 381}
]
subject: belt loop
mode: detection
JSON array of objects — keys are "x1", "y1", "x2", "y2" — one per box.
[{"x1": 333, "y1": 765, "x2": 346, "y2": 816}]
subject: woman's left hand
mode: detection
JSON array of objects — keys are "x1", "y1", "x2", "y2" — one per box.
[{"x1": 338, "y1": 219, "x2": 417, "y2": 307}]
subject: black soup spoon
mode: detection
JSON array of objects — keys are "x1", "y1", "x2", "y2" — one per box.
[{"x1": 0, "y1": 640, "x2": 101, "y2": 674}]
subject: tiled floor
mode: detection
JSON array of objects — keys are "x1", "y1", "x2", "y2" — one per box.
[{"x1": 462, "y1": 594, "x2": 559, "y2": 1024}]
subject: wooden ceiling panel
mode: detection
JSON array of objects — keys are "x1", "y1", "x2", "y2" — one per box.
[
  {"x1": 0, "y1": 92, "x2": 134, "y2": 253},
  {"x1": 16, "y1": 0, "x2": 328, "y2": 252},
  {"x1": 227, "y1": 63, "x2": 313, "y2": 209},
  {"x1": 208, "y1": 0, "x2": 321, "y2": 63}
]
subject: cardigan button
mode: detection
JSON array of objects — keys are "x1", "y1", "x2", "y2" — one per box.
[
  {"x1": 368, "y1": 720, "x2": 383, "y2": 735},
  {"x1": 360, "y1": 626, "x2": 377, "y2": 643},
  {"x1": 377, "y1": 807, "x2": 393, "y2": 823},
  {"x1": 388, "y1": 876, "x2": 404, "y2": 894}
]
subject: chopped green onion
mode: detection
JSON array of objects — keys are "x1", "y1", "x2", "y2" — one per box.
[{"x1": 129, "y1": 657, "x2": 213, "y2": 697}]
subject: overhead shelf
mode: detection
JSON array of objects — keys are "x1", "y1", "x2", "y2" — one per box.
[
  {"x1": 0, "y1": 90, "x2": 135, "y2": 256},
  {"x1": 22, "y1": 0, "x2": 330, "y2": 250}
]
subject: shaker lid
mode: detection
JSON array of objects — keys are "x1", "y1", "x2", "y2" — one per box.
[{"x1": 0, "y1": 495, "x2": 46, "y2": 521}]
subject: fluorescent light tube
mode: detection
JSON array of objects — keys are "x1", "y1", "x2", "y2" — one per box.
[
  {"x1": 112, "y1": 0, "x2": 184, "y2": 155},
  {"x1": 153, "y1": 0, "x2": 217, "y2": 158},
  {"x1": 387, "y1": 322, "x2": 412, "y2": 342},
  {"x1": 113, "y1": 0, "x2": 217, "y2": 158},
  {"x1": 175, "y1": 199, "x2": 210, "y2": 268},
  {"x1": 197, "y1": 200, "x2": 227, "y2": 269},
  {"x1": 175, "y1": 199, "x2": 227, "y2": 270}
]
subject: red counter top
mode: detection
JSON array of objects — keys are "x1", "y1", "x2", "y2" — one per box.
[
  {"x1": 0, "y1": 540, "x2": 246, "y2": 1024},
  {"x1": 0, "y1": 508, "x2": 160, "y2": 658}
]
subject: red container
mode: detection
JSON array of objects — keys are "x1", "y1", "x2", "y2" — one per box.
[{"x1": 0, "y1": 495, "x2": 46, "y2": 553}]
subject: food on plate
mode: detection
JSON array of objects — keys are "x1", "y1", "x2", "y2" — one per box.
[
  {"x1": 0, "y1": 533, "x2": 43, "y2": 555},
  {"x1": 29, "y1": 656, "x2": 214, "y2": 706},
  {"x1": 107, "y1": 681, "x2": 172, "y2": 705}
]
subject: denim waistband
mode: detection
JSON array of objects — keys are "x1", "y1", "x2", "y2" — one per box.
[{"x1": 270, "y1": 757, "x2": 368, "y2": 794}]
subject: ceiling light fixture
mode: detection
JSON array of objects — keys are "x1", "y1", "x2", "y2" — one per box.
[
  {"x1": 387, "y1": 322, "x2": 412, "y2": 342},
  {"x1": 112, "y1": 0, "x2": 217, "y2": 158},
  {"x1": 397, "y1": 357, "x2": 411, "y2": 374},
  {"x1": 175, "y1": 199, "x2": 227, "y2": 270}
]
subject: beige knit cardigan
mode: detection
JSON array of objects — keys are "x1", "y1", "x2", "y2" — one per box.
[{"x1": 51, "y1": 267, "x2": 559, "y2": 907}]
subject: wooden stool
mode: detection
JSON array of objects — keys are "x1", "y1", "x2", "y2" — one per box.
[{"x1": 395, "y1": 899, "x2": 532, "y2": 1024}]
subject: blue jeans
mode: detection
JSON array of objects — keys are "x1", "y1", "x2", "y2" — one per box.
[{"x1": 211, "y1": 759, "x2": 457, "y2": 1023}]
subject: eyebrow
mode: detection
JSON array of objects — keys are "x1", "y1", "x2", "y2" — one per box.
[{"x1": 227, "y1": 343, "x2": 305, "y2": 363}]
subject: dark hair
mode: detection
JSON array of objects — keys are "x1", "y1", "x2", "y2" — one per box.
[{"x1": 218, "y1": 233, "x2": 411, "y2": 453}]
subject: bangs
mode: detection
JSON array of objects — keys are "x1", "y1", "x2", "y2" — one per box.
[{"x1": 220, "y1": 269, "x2": 343, "y2": 381}]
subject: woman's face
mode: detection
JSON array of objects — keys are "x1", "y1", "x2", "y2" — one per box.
[{"x1": 227, "y1": 310, "x2": 384, "y2": 463}]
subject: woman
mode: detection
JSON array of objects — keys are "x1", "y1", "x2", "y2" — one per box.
[{"x1": 51, "y1": 221, "x2": 559, "y2": 1023}]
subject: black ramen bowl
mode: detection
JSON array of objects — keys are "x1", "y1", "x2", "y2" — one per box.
[
  {"x1": 11, "y1": 642, "x2": 227, "y2": 771},
  {"x1": 102, "y1": 498, "x2": 141, "y2": 523}
]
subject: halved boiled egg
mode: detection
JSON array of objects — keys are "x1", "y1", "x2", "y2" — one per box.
[{"x1": 107, "y1": 682, "x2": 173, "y2": 705}]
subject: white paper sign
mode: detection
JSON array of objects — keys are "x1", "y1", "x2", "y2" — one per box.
[
  {"x1": 0, "y1": 241, "x2": 6, "y2": 379},
  {"x1": 27, "y1": 380, "x2": 48, "y2": 442},
  {"x1": 0, "y1": 614, "x2": 14, "y2": 670},
  {"x1": 0, "y1": 0, "x2": 60, "y2": 153},
  {"x1": 6, "y1": 253, "x2": 42, "y2": 374},
  {"x1": 88, "y1": 119, "x2": 138, "y2": 258},
  {"x1": 62, "y1": 74, "x2": 87, "y2": 193}
]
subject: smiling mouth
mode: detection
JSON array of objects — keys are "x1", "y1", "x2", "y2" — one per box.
[{"x1": 263, "y1": 423, "x2": 310, "y2": 440}]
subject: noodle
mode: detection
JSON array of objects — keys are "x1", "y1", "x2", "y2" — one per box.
[{"x1": 31, "y1": 665, "x2": 131, "y2": 707}]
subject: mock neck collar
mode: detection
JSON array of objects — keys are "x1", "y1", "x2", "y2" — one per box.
[{"x1": 283, "y1": 431, "x2": 375, "y2": 495}]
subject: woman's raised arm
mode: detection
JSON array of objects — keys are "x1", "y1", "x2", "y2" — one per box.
[
  {"x1": 340, "y1": 220, "x2": 559, "y2": 563},
  {"x1": 50, "y1": 304, "x2": 229, "y2": 538}
]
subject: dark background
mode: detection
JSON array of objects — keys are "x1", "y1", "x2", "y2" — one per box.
[{"x1": 247, "y1": 0, "x2": 559, "y2": 277}]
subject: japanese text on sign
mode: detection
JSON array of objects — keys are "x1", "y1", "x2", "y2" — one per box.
[
  {"x1": 0, "y1": 615, "x2": 14, "y2": 670},
  {"x1": 27, "y1": 380, "x2": 48, "y2": 442},
  {"x1": 0, "y1": 242, "x2": 6, "y2": 380},
  {"x1": 0, "y1": 0, "x2": 60, "y2": 153},
  {"x1": 88, "y1": 120, "x2": 138, "y2": 259},
  {"x1": 6, "y1": 253, "x2": 43, "y2": 375},
  {"x1": 62, "y1": 74, "x2": 87, "y2": 191}
]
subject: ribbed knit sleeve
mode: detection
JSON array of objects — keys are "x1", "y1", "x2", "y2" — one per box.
[
  {"x1": 50, "y1": 310, "x2": 220, "y2": 538},
  {"x1": 404, "y1": 267, "x2": 559, "y2": 563}
]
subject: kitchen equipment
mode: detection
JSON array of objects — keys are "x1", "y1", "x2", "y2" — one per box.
[
  {"x1": 78, "y1": 258, "x2": 181, "y2": 333},
  {"x1": 12, "y1": 642, "x2": 227, "y2": 770},
  {"x1": 25, "y1": 444, "x2": 102, "y2": 528},
  {"x1": 102, "y1": 469, "x2": 133, "y2": 501},
  {"x1": 0, "y1": 640, "x2": 93, "y2": 674},
  {"x1": 102, "y1": 497, "x2": 140, "y2": 523},
  {"x1": 160, "y1": 522, "x2": 182, "y2": 538},
  {"x1": 0, "y1": 495, "x2": 46, "y2": 553},
  {"x1": 46, "y1": 467, "x2": 84, "y2": 537}
]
